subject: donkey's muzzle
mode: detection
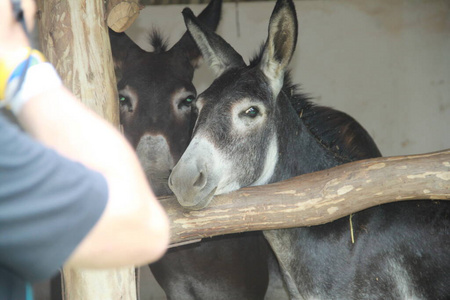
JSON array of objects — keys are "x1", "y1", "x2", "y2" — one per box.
[{"x1": 168, "y1": 159, "x2": 217, "y2": 210}]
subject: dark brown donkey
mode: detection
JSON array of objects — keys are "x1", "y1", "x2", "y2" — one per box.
[{"x1": 109, "y1": 1, "x2": 270, "y2": 299}]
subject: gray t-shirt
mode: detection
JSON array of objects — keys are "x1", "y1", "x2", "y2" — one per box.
[{"x1": 0, "y1": 113, "x2": 108, "y2": 300}]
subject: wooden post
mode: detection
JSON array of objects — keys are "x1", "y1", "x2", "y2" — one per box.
[{"x1": 36, "y1": 1, "x2": 136, "y2": 299}]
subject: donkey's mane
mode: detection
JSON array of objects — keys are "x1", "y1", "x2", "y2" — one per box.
[
  {"x1": 148, "y1": 29, "x2": 169, "y2": 53},
  {"x1": 250, "y1": 48, "x2": 381, "y2": 162},
  {"x1": 290, "y1": 84, "x2": 382, "y2": 162}
]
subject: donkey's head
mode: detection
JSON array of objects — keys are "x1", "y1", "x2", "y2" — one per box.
[
  {"x1": 169, "y1": 0, "x2": 298, "y2": 209},
  {"x1": 109, "y1": 0, "x2": 221, "y2": 196}
]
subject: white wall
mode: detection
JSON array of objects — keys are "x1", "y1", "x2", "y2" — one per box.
[{"x1": 127, "y1": 0, "x2": 450, "y2": 157}]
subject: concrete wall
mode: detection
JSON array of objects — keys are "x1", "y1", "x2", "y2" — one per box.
[{"x1": 127, "y1": 0, "x2": 450, "y2": 157}]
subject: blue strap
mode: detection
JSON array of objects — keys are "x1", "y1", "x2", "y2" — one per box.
[
  {"x1": 8, "y1": 0, "x2": 31, "y2": 99},
  {"x1": 25, "y1": 283, "x2": 33, "y2": 300}
]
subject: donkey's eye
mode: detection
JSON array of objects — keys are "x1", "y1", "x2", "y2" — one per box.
[
  {"x1": 118, "y1": 94, "x2": 133, "y2": 112},
  {"x1": 119, "y1": 95, "x2": 128, "y2": 103},
  {"x1": 244, "y1": 106, "x2": 259, "y2": 118},
  {"x1": 180, "y1": 95, "x2": 195, "y2": 108}
]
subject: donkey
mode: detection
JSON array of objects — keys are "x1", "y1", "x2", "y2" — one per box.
[
  {"x1": 109, "y1": 16, "x2": 209, "y2": 197},
  {"x1": 169, "y1": 0, "x2": 450, "y2": 299},
  {"x1": 109, "y1": 1, "x2": 270, "y2": 299}
]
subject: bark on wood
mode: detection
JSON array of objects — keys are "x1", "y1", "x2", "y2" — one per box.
[
  {"x1": 36, "y1": 1, "x2": 135, "y2": 299},
  {"x1": 163, "y1": 149, "x2": 450, "y2": 246},
  {"x1": 106, "y1": 0, "x2": 141, "y2": 33},
  {"x1": 37, "y1": 0, "x2": 119, "y2": 124}
]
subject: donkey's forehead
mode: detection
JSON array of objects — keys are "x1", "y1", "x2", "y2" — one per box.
[
  {"x1": 119, "y1": 54, "x2": 196, "y2": 95},
  {"x1": 122, "y1": 69, "x2": 193, "y2": 88},
  {"x1": 200, "y1": 67, "x2": 273, "y2": 105},
  {"x1": 125, "y1": 51, "x2": 195, "y2": 79}
]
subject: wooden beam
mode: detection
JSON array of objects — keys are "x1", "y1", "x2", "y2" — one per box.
[
  {"x1": 36, "y1": 1, "x2": 136, "y2": 299},
  {"x1": 163, "y1": 149, "x2": 450, "y2": 246},
  {"x1": 106, "y1": 0, "x2": 142, "y2": 33}
]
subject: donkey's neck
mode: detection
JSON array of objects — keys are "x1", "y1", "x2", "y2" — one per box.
[
  {"x1": 270, "y1": 95, "x2": 342, "y2": 183},
  {"x1": 265, "y1": 94, "x2": 352, "y2": 299}
]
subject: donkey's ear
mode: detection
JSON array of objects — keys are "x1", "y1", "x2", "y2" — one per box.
[
  {"x1": 259, "y1": 0, "x2": 298, "y2": 98},
  {"x1": 109, "y1": 28, "x2": 145, "y2": 80},
  {"x1": 196, "y1": 0, "x2": 222, "y2": 32},
  {"x1": 170, "y1": 0, "x2": 223, "y2": 69},
  {"x1": 182, "y1": 8, "x2": 245, "y2": 77}
]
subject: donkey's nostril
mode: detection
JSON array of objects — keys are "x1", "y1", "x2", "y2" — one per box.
[{"x1": 193, "y1": 171, "x2": 206, "y2": 188}]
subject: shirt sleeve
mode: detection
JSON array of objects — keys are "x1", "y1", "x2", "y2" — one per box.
[{"x1": 0, "y1": 113, "x2": 109, "y2": 282}]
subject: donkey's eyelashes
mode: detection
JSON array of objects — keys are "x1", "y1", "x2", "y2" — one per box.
[
  {"x1": 118, "y1": 85, "x2": 138, "y2": 115},
  {"x1": 119, "y1": 95, "x2": 128, "y2": 103},
  {"x1": 228, "y1": 100, "x2": 267, "y2": 131},
  {"x1": 118, "y1": 94, "x2": 133, "y2": 113},
  {"x1": 179, "y1": 95, "x2": 196, "y2": 108},
  {"x1": 242, "y1": 106, "x2": 260, "y2": 118}
]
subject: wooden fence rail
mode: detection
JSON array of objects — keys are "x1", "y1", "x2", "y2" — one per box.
[{"x1": 162, "y1": 149, "x2": 450, "y2": 246}]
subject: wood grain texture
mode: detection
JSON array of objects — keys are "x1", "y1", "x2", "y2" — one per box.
[
  {"x1": 163, "y1": 149, "x2": 450, "y2": 246},
  {"x1": 37, "y1": 0, "x2": 119, "y2": 125},
  {"x1": 106, "y1": 0, "x2": 141, "y2": 33},
  {"x1": 36, "y1": 1, "x2": 135, "y2": 299}
]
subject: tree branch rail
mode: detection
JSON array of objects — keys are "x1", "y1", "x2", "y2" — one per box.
[{"x1": 161, "y1": 149, "x2": 450, "y2": 246}]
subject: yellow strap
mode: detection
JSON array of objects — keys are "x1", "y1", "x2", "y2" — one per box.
[{"x1": 0, "y1": 47, "x2": 46, "y2": 100}]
